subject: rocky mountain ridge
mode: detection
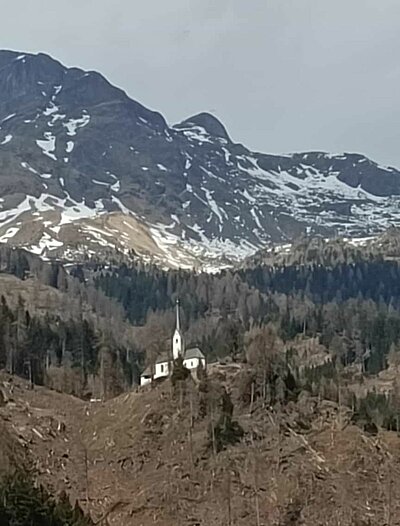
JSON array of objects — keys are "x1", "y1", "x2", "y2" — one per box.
[{"x1": 1, "y1": 50, "x2": 400, "y2": 268}]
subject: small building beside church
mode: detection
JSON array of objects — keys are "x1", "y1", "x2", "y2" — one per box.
[{"x1": 140, "y1": 300, "x2": 206, "y2": 386}]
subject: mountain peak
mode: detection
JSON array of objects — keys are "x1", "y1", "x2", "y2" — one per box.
[
  {"x1": 0, "y1": 50, "x2": 24, "y2": 69},
  {"x1": 175, "y1": 112, "x2": 231, "y2": 141}
]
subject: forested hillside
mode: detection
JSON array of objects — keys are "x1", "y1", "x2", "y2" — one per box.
[
  {"x1": 87, "y1": 252, "x2": 400, "y2": 378},
  {"x1": 0, "y1": 248, "x2": 141, "y2": 398},
  {"x1": 5, "y1": 244, "x2": 400, "y2": 524},
  {"x1": 240, "y1": 260, "x2": 400, "y2": 306},
  {"x1": 4, "y1": 240, "x2": 400, "y2": 403}
]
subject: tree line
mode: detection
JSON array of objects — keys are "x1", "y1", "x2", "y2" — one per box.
[{"x1": 0, "y1": 294, "x2": 140, "y2": 398}]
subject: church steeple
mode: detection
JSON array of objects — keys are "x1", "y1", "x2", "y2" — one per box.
[
  {"x1": 176, "y1": 298, "x2": 181, "y2": 332},
  {"x1": 172, "y1": 299, "x2": 184, "y2": 360}
]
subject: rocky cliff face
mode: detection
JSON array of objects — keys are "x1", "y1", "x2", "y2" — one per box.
[{"x1": 1, "y1": 50, "x2": 400, "y2": 267}]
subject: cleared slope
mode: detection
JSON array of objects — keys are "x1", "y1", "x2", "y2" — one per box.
[{"x1": 2, "y1": 369, "x2": 400, "y2": 525}]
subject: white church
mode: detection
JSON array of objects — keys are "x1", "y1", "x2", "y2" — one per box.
[{"x1": 140, "y1": 300, "x2": 206, "y2": 386}]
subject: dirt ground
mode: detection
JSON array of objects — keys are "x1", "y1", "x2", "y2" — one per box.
[{"x1": 2, "y1": 369, "x2": 400, "y2": 525}]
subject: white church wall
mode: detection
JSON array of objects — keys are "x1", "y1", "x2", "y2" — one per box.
[
  {"x1": 154, "y1": 361, "x2": 170, "y2": 379},
  {"x1": 172, "y1": 329, "x2": 183, "y2": 359},
  {"x1": 141, "y1": 300, "x2": 206, "y2": 387},
  {"x1": 183, "y1": 357, "x2": 203, "y2": 370}
]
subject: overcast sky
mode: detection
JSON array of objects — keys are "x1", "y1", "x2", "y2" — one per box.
[{"x1": 1, "y1": 0, "x2": 400, "y2": 165}]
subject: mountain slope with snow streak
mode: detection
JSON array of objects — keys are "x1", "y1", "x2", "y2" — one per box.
[{"x1": 1, "y1": 50, "x2": 400, "y2": 267}]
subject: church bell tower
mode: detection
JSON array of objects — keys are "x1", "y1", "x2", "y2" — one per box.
[{"x1": 172, "y1": 299, "x2": 184, "y2": 360}]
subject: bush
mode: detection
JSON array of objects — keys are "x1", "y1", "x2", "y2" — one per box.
[
  {"x1": 352, "y1": 392, "x2": 400, "y2": 432},
  {"x1": 0, "y1": 472, "x2": 92, "y2": 526},
  {"x1": 171, "y1": 356, "x2": 191, "y2": 387},
  {"x1": 208, "y1": 390, "x2": 244, "y2": 453}
]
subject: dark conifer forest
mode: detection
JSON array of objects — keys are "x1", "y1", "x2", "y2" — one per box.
[
  {"x1": 89, "y1": 256, "x2": 400, "y2": 376},
  {"x1": 3, "y1": 244, "x2": 400, "y2": 405}
]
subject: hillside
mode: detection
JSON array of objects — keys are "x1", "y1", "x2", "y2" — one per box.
[
  {"x1": 2, "y1": 368, "x2": 400, "y2": 525},
  {"x1": 0, "y1": 248, "x2": 142, "y2": 399},
  {"x1": 241, "y1": 228, "x2": 400, "y2": 269},
  {"x1": 3, "y1": 245, "x2": 400, "y2": 524},
  {"x1": 1, "y1": 51, "x2": 400, "y2": 267}
]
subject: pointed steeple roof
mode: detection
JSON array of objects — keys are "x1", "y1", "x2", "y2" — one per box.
[{"x1": 175, "y1": 298, "x2": 181, "y2": 332}]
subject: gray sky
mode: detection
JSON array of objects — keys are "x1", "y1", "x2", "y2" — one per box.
[{"x1": 1, "y1": 0, "x2": 400, "y2": 166}]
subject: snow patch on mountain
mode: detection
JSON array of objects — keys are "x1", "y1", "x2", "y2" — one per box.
[
  {"x1": 1, "y1": 113, "x2": 16, "y2": 123},
  {"x1": 36, "y1": 133, "x2": 57, "y2": 160},
  {"x1": 111, "y1": 180, "x2": 120, "y2": 192},
  {"x1": 21, "y1": 162, "x2": 38, "y2": 175},
  {"x1": 0, "y1": 227, "x2": 20, "y2": 243},
  {"x1": 63, "y1": 114, "x2": 90, "y2": 136},
  {"x1": 43, "y1": 103, "x2": 59, "y2": 117},
  {"x1": 175, "y1": 125, "x2": 214, "y2": 144},
  {"x1": 1, "y1": 135, "x2": 12, "y2": 145},
  {"x1": 29, "y1": 232, "x2": 64, "y2": 255}
]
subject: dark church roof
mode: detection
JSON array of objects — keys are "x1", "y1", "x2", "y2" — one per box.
[
  {"x1": 184, "y1": 347, "x2": 205, "y2": 360},
  {"x1": 141, "y1": 347, "x2": 205, "y2": 376},
  {"x1": 156, "y1": 352, "x2": 171, "y2": 364},
  {"x1": 141, "y1": 366, "x2": 152, "y2": 377}
]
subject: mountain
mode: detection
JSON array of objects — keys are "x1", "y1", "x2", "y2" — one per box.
[{"x1": 1, "y1": 50, "x2": 400, "y2": 268}]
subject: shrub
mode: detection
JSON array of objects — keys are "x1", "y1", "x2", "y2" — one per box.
[{"x1": 0, "y1": 471, "x2": 92, "y2": 526}]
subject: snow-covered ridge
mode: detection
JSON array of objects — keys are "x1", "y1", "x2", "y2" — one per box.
[
  {"x1": 0, "y1": 192, "x2": 234, "y2": 269},
  {"x1": 0, "y1": 49, "x2": 400, "y2": 269}
]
